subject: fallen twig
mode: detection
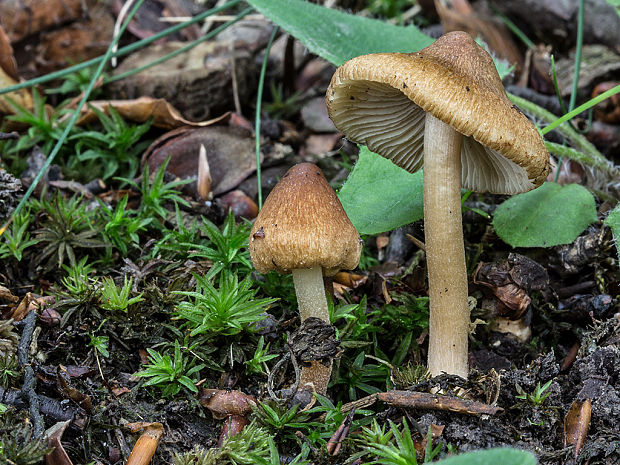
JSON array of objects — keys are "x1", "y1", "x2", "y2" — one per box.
[
  {"x1": 338, "y1": 390, "x2": 502, "y2": 416},
  {"x1": 17, "y1": 311, "x2": 45, "y2": 437}
]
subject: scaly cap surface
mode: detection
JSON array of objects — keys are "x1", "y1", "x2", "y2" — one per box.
[{"x1": 249, "y1": 163, "x2": 361, "y2": 275}]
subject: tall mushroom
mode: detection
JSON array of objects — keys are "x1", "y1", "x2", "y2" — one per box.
[
  {"x1": 249, "y1": 163, "x2": 362, "y2": 395},
  {"x1": 326, "y1": 31, "x2": 549, "y2": 378}
]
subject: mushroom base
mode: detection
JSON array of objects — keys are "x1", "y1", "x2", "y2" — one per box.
[{"x1": 292, "y1": 267, "x2": 333, "y2": 395}]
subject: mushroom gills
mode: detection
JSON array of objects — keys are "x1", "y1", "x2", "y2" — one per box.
[{"x1": 329, "y1": 79, "x2": 533, "y2": 194}]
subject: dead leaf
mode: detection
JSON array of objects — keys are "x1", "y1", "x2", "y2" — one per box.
[
  {"x1": 45, "y1": 420, "x2": 73, "y2": 465},
  {"x1": 563, "y1": 398, "x2": 591, "y2": 457},
  {"x1": 0, "y1": 26, "x2": 18, "y2": 80},
  {"x1": 0, "y1": 0, "x2": 86, "y2": 42},
  {"x1": 434, "y1": 0, "x2": 523, "y2": 70},
  {"x1": 143, "y1": 126, "x2": 259, "y2": 196},
  {"x1": 111, "y1": 386, "x2": 131, "y2": 397},
  {"x1": 593, "y1": 81, "x2": 620, "y2": 124},
  {"x1": 111, "y1": 0, "x2": 201, "y2": 42},
  {"x1": 333, "y1": 271, "x2": 368, "y2": 289},
  {"x1": 75, "y1": 97, "x2": 230, "y2": 130},
  {"x1": 0, "y1": 285, "x2": 19, "y2": 302},
  {"x1": 219, "y1": 190, "x2": 258, "y2": 220},
  {"x1": 31, "y1": 4, "x2": 113, "y2": 75},
  {"x1": 197, "y1": 144, "x2": 212, "y2": 202},
  {"x1": 11, "y1": 292, "x2": 34, "y2": 321},
  {"x1": 474, "y1": 254, "x2": 552, "y2": 319},
  {"x1": 57, "y1": 365, "x2": 92, "y2": 412},
  {"x1": 0, "y1": 28, "x2": 33, "y2": 114}
]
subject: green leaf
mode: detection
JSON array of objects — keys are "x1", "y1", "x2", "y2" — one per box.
[
  {"x1": 338, "y1": 147, "x2": 424, "y2": 235},
  {"x1": 435, "y1": 448, "x2": 536, "y2": 465},
  {"x1": 604, "y1": 203, "x2": 620, "y2": 257},
  {"x1": 247, "y1": 0, "x2": 431, "y2": 66},
  {"x1": 493, "y1": 182, "x2": 597, "y2": 248},
  {"x1": 247, "y1": 0, "x2": 512, "y2": 78}
]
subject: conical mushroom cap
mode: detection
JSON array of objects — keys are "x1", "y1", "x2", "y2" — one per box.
[
  {"x1": 249, "y1": 163, "x2": 361, "y2": 276},
  {"x1": 326, "y1": 31, "x2": 549, "y2": 194}
]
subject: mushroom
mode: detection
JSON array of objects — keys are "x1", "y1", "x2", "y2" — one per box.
[
  {"x1": 249, "y1": 163, "x2": 362, "y2": 395},
  {"x1": 325, "y1": 31, "x2": 549, "y2": 378}
]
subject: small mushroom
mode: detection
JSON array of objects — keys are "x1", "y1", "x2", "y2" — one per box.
[
  {"x1": 249, "y1": 163, "x2": 362, "y2": 395},
  {"x1": 326, "y1": 31, "x2": 549, "y2": 378}
]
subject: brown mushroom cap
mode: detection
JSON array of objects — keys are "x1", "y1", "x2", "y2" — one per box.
[
  {"x1": 249, "y1": 163, "x2": 361, "y2": 276},
  {"x1": 326, "y1": 31, "x2": 549, "y2": 195}
]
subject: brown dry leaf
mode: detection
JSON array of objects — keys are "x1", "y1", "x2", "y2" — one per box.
[
  {"x1": 474, "y1": 254, "x2": 551, "y2": 319},
  {"x1": 434, "y1": 0, "x2": 523, "y2": 70},
  {"x1": 0, "y1": 28, "x2": 33, "y2": 115},
  {"x1": 593, "y1": 81, "x2": 620, "y2": 124},
  {"x1": 0, "y1": 26, "x2": 17, "y2": 80},
  {"x1": 197, "y1": 144, "x2": 212, "y2": 202},
  {"x1": 11, "y1": 292, "x2": 34, "y2": 321},
  {"x1": 0, "y1": 285, "x2": 19, "y2": 302},
  {"x1": 0, "y1": 0, "x2": 86, "y2": 42},
  {"x1": 143, "y1": 126, "x2": 258, "y2": 196},
  {"x1": 219, "y1": 190, "x2": 258, "y2": 221},
  {"x1": 31, "y1": 4, "x2": 113, "y2": 75},
  {"x1": 333, "y1": 271, "x2": 368, "y2": 289},
  {"x1": 111, "y1": 386, "x2": 131, "y2": 397},
  {"x1": 563, "y1": 398, "x2": 591, "y2": 457},
  {"x1": 45, "y1": 420, "x2": 74, "y2": 465},
  {"x1": 57, "y1": 365, "x2": 92, "y2": 412},
  {"x1": 75, "y1": 97, "x2": 230, "y2": 130}
]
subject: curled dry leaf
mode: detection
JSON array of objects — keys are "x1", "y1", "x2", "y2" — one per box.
[
  {"x1": 326, "y1": 409, "x2": 355, "y2": 455},
  {"x1": 474, "y1": 253, "x2": 552, "y2": 319},
  {"x1": 197, "y1": 144, "x2": 213, "y2": 202},
  {"x1": 0, "y1": 284, "x2": 19, "y2": 302},
  {"x1": 143, "y1": 126, "x2": 259, "y2": 196},
  {"x1": 333, "y1": 271, "x2": 368, "y2": 289},
  {"x1": 434, "y1": 0, "x2": 523, "y2": 70},
  {"x1": 125, "y1": 422, "x2": 164, "y2": 465},
  {"x1": 563, "y1": 398, "x2": 591, "y2": 457},
  {"x1": 75, "y1": 97, "x2": 230, "y2": 130},
  {"x1": 593, "y1": 81, "x2": 620, "y2": 124},
  {"x1": 219, "y1": 190, "x2": 258, "y2": 220},
  {"x1": 199, "y1": 389, "x2": 257, "y2": 419},
  {"x1": 0, "y1": 26, "x2": 18, "y2": 80},
  {"x1": 0, "y1": 0, "x2": 86, "y2": 42},
  {"x1": 31, "y1": 3, "x2": 113, "y2": 75},
  {"x1": 57, "y1": 365, "x2": 92, "y2": 412},
  {"x1": 0, "y1": 26, "x2": 33, "y2": 114},
  {"x1": 45, "y1": 420, "x2": 73, "y2": 465}
]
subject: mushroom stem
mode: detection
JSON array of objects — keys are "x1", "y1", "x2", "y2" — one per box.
[
  {"x1": 292, "y1": 267, "x2": 332, "y2": 395},
  {"x1": 292, "y1": 267, "x2": 329, "y2": 321},
  {"x1": 423, "y1": 113, "x2": 469, "y2": 378}
]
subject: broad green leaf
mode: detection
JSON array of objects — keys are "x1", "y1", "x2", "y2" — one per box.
[
  {"x1": 338, "y1": 147, "x2": 423, "y2": 235},
  {"x1": 247, "y1": 0, "x2": 511, "y2": 78},
  {"x1": 493, "y1": 182, "x2": 597, "y2": 248},
  {"x1": 604, "y1": 203, "x2": 620, "y2": 256},
  {"x1": 247, "y1": 0, "x2": 432, "y2": 65},
  {"x1": 435, "y1": 448, "x2": 536, "y2": 465}
]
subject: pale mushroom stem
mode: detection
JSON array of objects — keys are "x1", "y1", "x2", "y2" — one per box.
[
  {"x1": 424, "y1": 113, "x2": 470, "y2": 378},
  {"x1": 292, "y1": 267, "x2": 332, "y2": 395}
]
